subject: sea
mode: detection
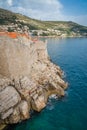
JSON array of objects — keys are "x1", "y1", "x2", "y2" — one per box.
[{"x1": 7, "y1": 38, "x2": 87, "y2": 130}]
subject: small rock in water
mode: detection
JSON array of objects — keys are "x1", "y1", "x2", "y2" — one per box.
[
  {"x1": 62, "y1": 71, "x2": 66, "y2": 79},
  {"x1": 49, "y1": 94, "x2": 58, "y2": 99}
]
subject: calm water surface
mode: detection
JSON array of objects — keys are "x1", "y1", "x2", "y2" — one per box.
[{"x1": 9, "y1": 38, "x2": 87, "y2": 130}]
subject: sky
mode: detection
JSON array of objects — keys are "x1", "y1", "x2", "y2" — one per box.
[{"x1": 0, "y1": 0, "x2": 87, "y2": 26}]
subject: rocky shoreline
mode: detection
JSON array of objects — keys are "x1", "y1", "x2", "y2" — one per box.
[
  {"x1": 34, "y1": 35, "x2": 87, "y2": 39},
  {"x1": 0, "y1": 33, "x2": 68, "y2": 129}
]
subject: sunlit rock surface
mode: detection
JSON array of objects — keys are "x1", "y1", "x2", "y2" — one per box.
[{"x1": 0, "y1": 33, "x2": 67, "y2": 125}]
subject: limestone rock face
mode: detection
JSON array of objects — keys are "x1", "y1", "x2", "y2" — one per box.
[
  {"x1": 8, "y1": 101, "x2": 29, "y2": 124},
  {"x1": 0, "y1": 86, "x2": 21, "y2": 120},
  {"x1": 0, "y1": 34, "x2": 68, "y2": 125},
  {"x1": 31, "y1": 95, "x2": 46, "y2": 112}
]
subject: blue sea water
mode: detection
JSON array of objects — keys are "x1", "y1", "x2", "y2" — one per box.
[{"x1": 9, "y1": 38, "x2": 87, "y2": 130}]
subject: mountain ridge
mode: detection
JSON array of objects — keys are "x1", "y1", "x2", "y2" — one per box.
[{"x1": 0, "y1": 8, "x2": 87, "y2": 37}]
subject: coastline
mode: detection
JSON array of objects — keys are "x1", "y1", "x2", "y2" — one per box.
[
  {"x1": 33, "y1": 35, "x2": 87, "y2": 39},
  {"x1": 0, "y1": 7, "x2": 87, "y2": 130},
  {"x1": 0, "y1": 33, "x2": 68, "y2": 129}
]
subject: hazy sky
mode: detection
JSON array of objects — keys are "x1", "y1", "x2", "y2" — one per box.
[{"x1": 0, "y1": 0, "x2": 87, "y2": 26}]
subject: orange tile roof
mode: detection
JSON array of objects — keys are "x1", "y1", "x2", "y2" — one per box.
[{"x1": 0, "y1": 32, "x2": 29, "y2": 39}]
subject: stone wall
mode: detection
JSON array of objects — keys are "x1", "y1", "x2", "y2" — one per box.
[{"x1": 0, "y1": 36, "x2": 47, "y2": 78}]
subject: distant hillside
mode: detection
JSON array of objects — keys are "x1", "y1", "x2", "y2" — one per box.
[{"x1": 0, "y1": 8, "x2": 87, "y2": 37}]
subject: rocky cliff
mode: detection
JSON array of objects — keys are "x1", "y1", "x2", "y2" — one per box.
[{"x1": 0, "y1": 32, "x2": 67, "y2": 126}]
